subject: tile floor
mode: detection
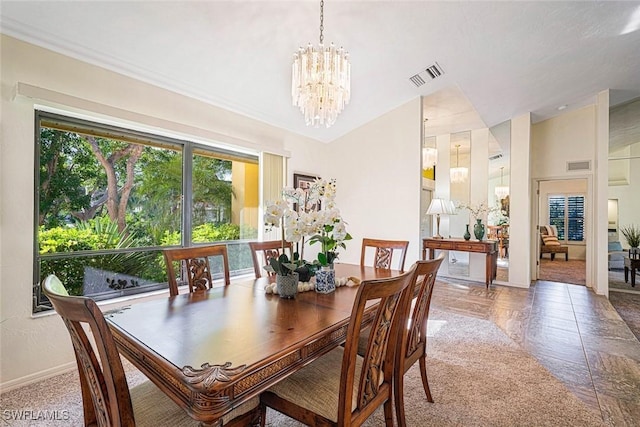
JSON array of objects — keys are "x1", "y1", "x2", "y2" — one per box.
[{"x1": 432, "y1": 278, "x2": 640, "y2": 426}]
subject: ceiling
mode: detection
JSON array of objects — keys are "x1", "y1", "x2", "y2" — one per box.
[{"x1": 2, "y1": 1, "x2": 640, "y2": 143}]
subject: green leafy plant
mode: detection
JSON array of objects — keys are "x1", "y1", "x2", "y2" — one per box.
[
  {"x1": 620, "y1": 224, "x2": 640, "y2": 248},
  {"x1": 309, "y1": 222, "x2": 352, "y2": 267},
  {"x1": 268, "y1": 253, "x2": 297, "y2": 276}
]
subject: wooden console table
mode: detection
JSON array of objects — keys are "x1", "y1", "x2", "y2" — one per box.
[{"x1": 422, "y1": 238, "x2": 498, "y2": 288}]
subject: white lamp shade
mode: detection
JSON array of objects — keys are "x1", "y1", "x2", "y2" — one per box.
[{"x1": 426, "y1": 198, "x2": 449, "y2": 215}]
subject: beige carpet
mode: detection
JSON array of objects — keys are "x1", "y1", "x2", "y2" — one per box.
[
  {"x1": 0, "y1": 310, "x2": 606, "y2": 427},
  {"x1": 539, "y1": 258, "x2": 586, "y2": 286}
]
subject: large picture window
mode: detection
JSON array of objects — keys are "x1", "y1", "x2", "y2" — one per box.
[
  {"x1": 548, "y1": 194, "x2": 585, "y2": 242},
  {"x1": 34, "y1": 111, "x2": 259, "y2": 312}
]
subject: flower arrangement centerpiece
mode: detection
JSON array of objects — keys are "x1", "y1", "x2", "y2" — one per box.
[
  {"x1": 307, "y1": 179, "x2": 352, "y2": 267},
  {"x1": 263, "y1": 178, "x2": 351, "y2": 295},
  {"x1": 457, "y1": 201, "x2": 499, "y2": 241},
  {"x1": 307, "y1": 179, "x2": 352, "y2": 293}
]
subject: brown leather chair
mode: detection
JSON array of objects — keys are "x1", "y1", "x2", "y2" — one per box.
[
  {"x1": 248, "y1": 240, "x2": 293, "y2": 278},
  {"x1": 163, "y1": 244, "x2": 230, "y2": 296},
  {"x1": 259, "y1": 265, "x2": 417, "y2": 427},
  {"x1": 41, "y1": 275, "x2": 198, "y2": 427},
  {"x1": 393, "y1": 255, "x2": 445, "y2": 426},
  {"x1": 360, "y1": 237, "x2": 409, "y2": 271}
]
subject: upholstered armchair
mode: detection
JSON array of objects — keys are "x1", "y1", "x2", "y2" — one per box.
[{"x1": 608, "y1": 241, "x2": 626, "y2": 270}]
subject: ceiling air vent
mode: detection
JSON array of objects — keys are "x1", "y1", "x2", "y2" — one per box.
[
  {"x1": 409, "y1": 74, "x2": 426, "y2": 88},
  {"x1": 425, "y1": 63, "x2": 443, "y2": 79},
  {"x1": 409, "y1": 62, "x2": 444, "y2": 88},
  {"x1": 567, "y1": 160, "x2": 591, "y2": 171}
]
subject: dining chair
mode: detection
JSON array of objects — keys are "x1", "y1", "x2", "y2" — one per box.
[
  {"x1": 259, "y1": 264, "x2": 417, "y2": 427},
  {"x1": 163, "y1": 244, "x2": 230, "y2": 296},
  {"x1": 41, "y1": 274, "x2": 199, "y2": 427},
  {"x1": 393, "y1": 255, "x2": 444, "y2": 427},
  {"x1": 43, "y1": 274, "x2": 261, "y2": 427},
  {"x1": 360, "y1": 237, "x2": 409, "y2": 272},
  {"x1": 248, "y1": 240, "x2": 293, "y2": 278},
  {"x1": 354, "y1": 255, "x2": 444, "y2": 425}
]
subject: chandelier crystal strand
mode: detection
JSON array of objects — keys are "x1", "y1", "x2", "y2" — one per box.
[
  {"x1": 292, "y1": 0, "x2": 351, "y2": 128},
  {"x1": 450, "y1": 144, "x2": 468, "y2": 183},
  {"x1": 495, "y1": 166, "x2": 509, "y2": 199}
]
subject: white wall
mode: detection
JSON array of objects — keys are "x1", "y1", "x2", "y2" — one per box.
[
  {"x1": 531, "y1": 106, "x2": 596, "y2": 179},
  {"x1": 325, "y1": 99, "x2": 422, "y2": 267},
  {"x1": 530, "y1": 103, "x2": 606, "y2": 292},
  {"x1": 0, "y1": 35, "x2": 327, "y2": 389},
  {"x1": 511, "y1": 113, "x2": 532, "y2": 287}
]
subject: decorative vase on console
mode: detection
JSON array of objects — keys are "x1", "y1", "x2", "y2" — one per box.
[
  {"x1": 463, "y1": 224, "x2": 471, "y2": 241},
  {"x1": 474, "y1": 218, "x2": 485, "y2": 241}
]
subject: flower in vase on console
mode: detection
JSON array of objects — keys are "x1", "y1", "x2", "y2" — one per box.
[{"x1": 457, "y1": 201, "x2": 498, "y2": 221}]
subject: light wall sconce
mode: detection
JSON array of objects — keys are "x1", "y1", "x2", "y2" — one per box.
[{"x1": 450, "y1": 144, "x2": 468, "y2": 183}]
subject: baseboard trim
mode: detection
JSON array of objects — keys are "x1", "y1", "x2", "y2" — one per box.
[{"x1": 1, "y1": 362, "x2": 76, "y2": 393}]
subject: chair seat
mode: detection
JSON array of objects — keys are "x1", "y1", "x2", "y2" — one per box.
[
  {"x1": 132, "y1": 380, "x2": 259, "y2": 426},
  {"x1": 131, "y1": 381, "x2": 196, "y2": 426},
  {"x1": 266, "y1": 347, "x2": 363, "y2": 423}
]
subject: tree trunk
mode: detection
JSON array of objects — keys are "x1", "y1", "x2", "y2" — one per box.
[{"x1": 86, "y1": 137, "x2": 143, "y2": 232}]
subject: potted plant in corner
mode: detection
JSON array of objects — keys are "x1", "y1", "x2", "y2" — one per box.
[{"x1": 620, "y1": 224, "x2": 640, "y2": 259}]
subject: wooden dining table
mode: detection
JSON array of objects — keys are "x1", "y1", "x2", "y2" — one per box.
[{"x1": 106, "y1": 263, "x2": 399, "y2": 425}]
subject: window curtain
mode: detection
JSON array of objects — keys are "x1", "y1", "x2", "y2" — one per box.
[{"x1": 261, "y1": 152, "x2": 286, "y2": 241}]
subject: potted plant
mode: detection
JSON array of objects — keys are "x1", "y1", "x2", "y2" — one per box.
[
  {"x1": 265, "y1": 178, "x2": 351, "y2": 295},
  {"x1": 307, "y1": 179, "x2": 352, "y2": 293},
  {"x1": 263, "y1": 200, "x2": 299, "y2": 298},
  {"x1": 620, "y1": 224, "x2": 640, "y2": 258}
]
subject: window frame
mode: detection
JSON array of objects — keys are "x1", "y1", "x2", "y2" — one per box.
[
  {"x1": 547, "y1": 193, "x2": 585, "y2": 243},
  {"x1": 33, "y1": 111, "x2": 259, "y2": 312}
]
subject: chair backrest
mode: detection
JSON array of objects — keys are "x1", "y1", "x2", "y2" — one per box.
[
  {"x1": 248, "y1": 240, "x2": 293, "y2": 278},
  {"x1": 338, "y1": 264, "x2": 416, "y2": 425},
  {"x1": 163, "y1": 244, "x2": 230, "y2": 296},
  {"x1": 398, "y1": 255, "x2": 444, "y2": 373},
  {"x1": 360, "y1": 238, "x2": 409, "y2": 272},
  {"x1": 42, "y1": 275, "x2": 136, "y2": 427}
]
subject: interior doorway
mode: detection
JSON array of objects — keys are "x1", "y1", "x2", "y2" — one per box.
[{"x1": 536, "y1": 178, "x2": 588, "y2": 286}]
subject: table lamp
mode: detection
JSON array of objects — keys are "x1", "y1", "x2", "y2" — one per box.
[{"x1": 426, "y1": 198, "x2": 450, "y2": 239}]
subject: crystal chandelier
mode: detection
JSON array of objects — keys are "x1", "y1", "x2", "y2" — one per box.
[
  {"x1": 292, "y1": 0, "x2": 351, "y2": 128},
  {"x1": 495, "y1": 166, "x2": 509, "y2": 199},
  {"x1": 422, "y1": 119, "x2": 437, "y2": 168},
  {"x1": 450, "y1": 144, "x2": 468, "y2": 183}
]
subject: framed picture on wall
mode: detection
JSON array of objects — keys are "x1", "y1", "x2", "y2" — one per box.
[{"x1": 293, "y1": 173, "x2": 320, "y2": 211}]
